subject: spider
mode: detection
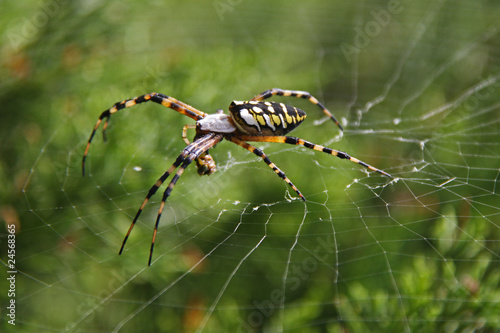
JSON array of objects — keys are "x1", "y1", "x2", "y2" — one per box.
[{"x1": 82, "y1": 88, "x2": 392, "y2": 265}]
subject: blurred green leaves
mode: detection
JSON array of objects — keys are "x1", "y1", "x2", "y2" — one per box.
[{"x1": 1, "y1": 0, "x2": 500, "y2": 332}]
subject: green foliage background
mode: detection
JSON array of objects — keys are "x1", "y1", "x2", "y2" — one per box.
[{"x1": 1, "y1": 0, "x2": 499, "y2": 332}]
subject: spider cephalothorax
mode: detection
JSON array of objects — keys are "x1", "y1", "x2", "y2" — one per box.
[{"x1": 83, "y1": 88, "x2": 391, "y2": 265}]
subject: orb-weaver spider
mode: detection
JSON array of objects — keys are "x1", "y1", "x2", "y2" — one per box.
[{"x1": 82, "y1": 88, "x2": 391, "y2": 265}]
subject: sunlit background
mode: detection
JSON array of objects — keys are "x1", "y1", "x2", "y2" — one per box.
[{"x1": 1, "y1": 1, "x2": 500, "y2": 332}]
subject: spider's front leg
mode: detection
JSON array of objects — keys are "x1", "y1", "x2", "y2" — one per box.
[
  {"x1": 240, "y1": 135, "x2": 392, "y2": 177},
  {"x1": 182, "y1": 124, "x2": 217, "y2": 176},
  {"x1": 82, "y1": 93, "x2": 208, "y2": 176},
  {"x1": 228, "y1": 136, "x2": 305, "y2": 201},
  {"x1": 119, "y1": 132, "x2": 223, "y2": 266}
]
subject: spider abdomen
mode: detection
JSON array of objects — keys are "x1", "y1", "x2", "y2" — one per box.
[{"x1": 229, "y1": 100, "x2": 306, "y2": 136}]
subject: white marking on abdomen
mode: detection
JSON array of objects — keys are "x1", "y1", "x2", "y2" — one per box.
[{"x1": 239, "y1": 108, "x2": 261, "y2": 132}]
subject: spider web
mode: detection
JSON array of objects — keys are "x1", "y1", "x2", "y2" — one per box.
[{"x1": 4, "y1": 0, "x2": 500, "y2": 332}]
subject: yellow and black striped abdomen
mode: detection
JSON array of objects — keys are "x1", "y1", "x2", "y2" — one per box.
[{"x1": 229, "y1": 100, "x2": 307, "y2": 136}]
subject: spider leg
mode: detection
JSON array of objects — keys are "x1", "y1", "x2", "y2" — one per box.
[
  {"x1": 148, "y1": 133, "x2": 223, "y2": 265},
  {"x1": 147, "y1": 156, "x2": 192, "y2": 265},
  {"x1": 82, "y1": 93, "x2": 208, "y2": 176},
  {"x1": 182, "y1": 124, "x2": 196, "y2": 145},
  {"x1": 239, "y1": 135, "x2": 392, "y2": 177},
  {"x1": 117, "y1": 133, "x2": 222, "y2": 265},
  {"x1": 118, "y1": 154, "x2": 186, "y2": 256},
  {"x1": 229, "y1": 136, "x2": 305, "y2": 201},
  {"x1": 250, "y1": 88, "x2": 343, "y2": 131}
]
